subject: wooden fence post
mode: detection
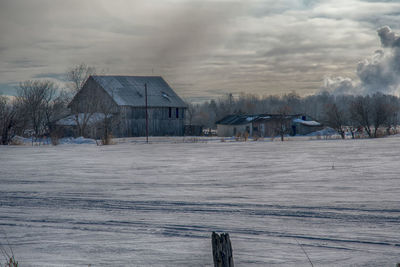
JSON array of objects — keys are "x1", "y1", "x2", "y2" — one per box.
[{"x1": 211, "y1": 232, "x2": 234, "y2": 267}]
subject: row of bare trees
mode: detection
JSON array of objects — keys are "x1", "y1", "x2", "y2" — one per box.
[
  {"x1": 188, "y1": 91, "x2": 400, "y2": 138},
  {"x1": 0, "y1": 81, "x2": 69, "y2": 144},
  {"x1": 0, "y1": 63, "x2": 117, "y2": 145},
  {"x1": 325, "y1": 94, "x2": 399, "y2": 138},
  {"x1": 17, "y1": 80, "x2": 70, "y2": 142},
  {"x1": 0, "y1": 96, "x2": 20, "y2": 145}
]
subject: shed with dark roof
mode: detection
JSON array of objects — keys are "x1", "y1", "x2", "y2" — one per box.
[
  {"x1": 69, "y1": 75, "x2": 187, "y2": 137},
  {"x1": 216, "y1": 114, "x2": 323, "y2": 137}
]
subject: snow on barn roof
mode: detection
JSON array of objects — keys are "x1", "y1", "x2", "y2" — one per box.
[
  {"x1": 293, "y1": 118, "x2": 321, "y2": 127},
  {"x1": 215, "y1": 114, "x2": 258, "y2": 125},
  {"x1": 216, "y1": 114, "x2": 296, "y2": 125},
  {"x1": 216, "y1": 114, "x2": 322, "y2": 126},
  {"x1": 91, "y1": 75, "x2": 187, "y2": 108}
]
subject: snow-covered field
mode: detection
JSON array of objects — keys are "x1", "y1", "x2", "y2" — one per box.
[{"x1": 1, "y1": 137, "x2": 400, "y2": 266}]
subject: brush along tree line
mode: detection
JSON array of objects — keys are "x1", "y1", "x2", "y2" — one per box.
[
  {"x1": 189, "y1": 91, "x2": 400, "y2": 139},
  {"x1": 0, "y1": 64, "x2": 114, "y2": 145}
]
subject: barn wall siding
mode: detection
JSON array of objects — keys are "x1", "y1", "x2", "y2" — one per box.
[
  {"x1": 69, "y1": 77, "x2": 118, "y2": 114},
  {"x1": 117, "y1": 106, "x2": 185, "y2": 137},
  {"x1": 253, "y1": 120, "x2": 291, "y2": 137},
  {"x1": 217, "y1": 124, "x2": 252, "y2": 137}
]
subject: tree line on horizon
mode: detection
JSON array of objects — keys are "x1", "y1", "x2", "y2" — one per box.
[
  {"x1": 1, "y1": 63, "x2": 400, "y2": 144},
  {"x1": 187, "y1": 91, "x2": 400, "y2": 139}
]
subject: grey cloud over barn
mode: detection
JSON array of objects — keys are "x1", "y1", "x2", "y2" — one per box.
[{"x1": 1, "y1": 0, "x2": 400, "y2": 100}]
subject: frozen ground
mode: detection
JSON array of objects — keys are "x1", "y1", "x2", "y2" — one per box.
[{"x1": 1, "y1": 137, "x2": 400, "y2": 266}]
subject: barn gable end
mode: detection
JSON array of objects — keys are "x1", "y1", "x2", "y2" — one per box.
[{"x1": 68, "y1": 75, "x2": 187, "y2": 137}]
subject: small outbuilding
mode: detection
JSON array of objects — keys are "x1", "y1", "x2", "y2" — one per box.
[
  {"x1": 215, "y1": 115, "x2": 256, "y2": 137},
  {"x1": 216, "y1": 114, "x2": 322, "y2": 137},
  {"x1": 291, "y1": 115, "x2": 323, "y2": 135}
]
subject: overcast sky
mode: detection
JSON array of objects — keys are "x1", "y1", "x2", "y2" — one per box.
[{"x1": 1, "y1": 0, "x2": 400, "y2": 102}]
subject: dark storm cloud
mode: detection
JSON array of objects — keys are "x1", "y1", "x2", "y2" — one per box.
[{"x1": 378, "y1": 26, "x2": 400, "y2": 47}]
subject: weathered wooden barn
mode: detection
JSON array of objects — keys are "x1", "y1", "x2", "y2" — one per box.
[
  {"x1": 68, "y1": 75, "x2": 187, "y2": 137},
  {"x1": 216, "y1": 114, "x2": 322, "y2": 137}
]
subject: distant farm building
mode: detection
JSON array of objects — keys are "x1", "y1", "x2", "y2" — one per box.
[
  {"x1": 216, "y1": 115, "x2": 254, "y2": 137},
  {"x1": 216, "y1": 114, "x2": 322, "y2": 137},
  {"x1": 184, "y1": 125, "x2": 203, "y2": 136},
  {"x1": 68, "y1": 75, "x2": 187, "y2": 137}
]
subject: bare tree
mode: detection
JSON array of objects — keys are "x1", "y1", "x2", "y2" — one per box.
[
  {"x1": 17, "y1": 80, "x2": 55, "y2": 142},
  {"x1": 0, "y1": 96, "x2": 20, "y2": 145},
  {"x1": 224, "y1": 93, "x2": 235, "y2": 115},
  {"x1": 334, "y1": 95, "x2": 358, "y2": 139},
  {"x1": 383, "y1": 96, "x2": 400, "y2": 135},
  {"x1": 275, "y1": 105, "x2": 292, "y2": 141},
  {"x1": 350, "y1": 93, "x2": 400, "y2": 138},
  {"x1": 350, "y1": 96, "x2": 373, "y2": 138},
  {"x1": 184, "y1": 101, "x2": 195, "y2": 126},
  {"x1": 282, "y1": 91, "x2": 302, "y2": 114},
  {"x1": 325, "y1": 103, "x2": 347, "y2": 139},
  {"x1": 370, "y1": 94, "x2": 388, "y2": 137},
  {"x1": 67, "y1": 63, "x2": 96, "y2": 94},
  {"x1": 43, "y1": 90, "x2": 70, "y2": 143},
  {"x1": 16, "y1": 80, "x2": 66, "y2": 143},
  {"x1": 66, "y1": 63, "x2": 97, "y2": 137},
  {"x1": 346, "y1": 118, "x2": 358, "y2": 139},
  {"x1": 369, "y1": 93, "x2": 399, "y2": 137}
]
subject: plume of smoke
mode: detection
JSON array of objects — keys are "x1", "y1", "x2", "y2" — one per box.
[
  {"x1": 322, "y1": 76, "x2": 360, "y2": 95},
  {"x1": 378, "y1": 26, "x2": 400, "y2": 48},
  {"x1": 322, "y1": 26, "x2": 400, "y2": 96},
  {"x1": 144, "y1": 2, "x2": 243, "y2": 70}
]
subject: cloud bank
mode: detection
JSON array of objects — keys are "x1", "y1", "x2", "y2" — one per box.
[
  {"x1": 324, "y1": 26, "x2": 400, "y2": 96},
  {"x1": 1, "y1": 0, "x2": 400, "y2": 101}
]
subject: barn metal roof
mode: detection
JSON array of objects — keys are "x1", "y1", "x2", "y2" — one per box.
[
  {"x1": 216, "y1": 114, "x2": 314, "y2": 125},
  {"x1": 293, "y1": 118, "x2": 321, "y2": 126},
  {"x1": 91, "y1": 75, "x2": 187, "y2": 108},
  {"x1": 215, "y1": 115, "x2": 258, "y2": 125}
]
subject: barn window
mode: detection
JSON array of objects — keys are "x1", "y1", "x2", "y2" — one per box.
[
  {"x1": 169, "y1": 107, "x2": 172, "y2": 118},
  {"x1": 176, "y1": 108, "x2": 179, "y2": 118}
]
